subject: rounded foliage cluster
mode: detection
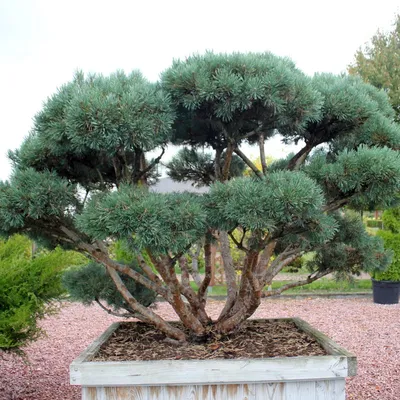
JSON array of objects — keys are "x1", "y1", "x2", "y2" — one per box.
[
  {"x1": 305, "y1": 146, "x2": 400, "y2": 210},
  {"x1": 206, "y1": 172, "x2": 335, "y2": 246},
  {"x1": 162, "y1": 51, "x2": 322, "y2": 148},
  {"x1": 10, "y1": 71, "x2": 174, "y2": 189},
  {"x1": 78, "y1": 186, "x2": 207, "y2": 254}
]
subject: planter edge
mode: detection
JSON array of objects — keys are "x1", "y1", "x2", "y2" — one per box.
[
  {"x1": 70, "y1": 318, "x2": 356, "y2": 386},
  {"x1": 292, "y1": 317, "x2": 357, "y2": 376}
]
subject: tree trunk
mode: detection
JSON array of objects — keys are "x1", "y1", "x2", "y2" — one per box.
[
  {"x1": 178, "y1": 256, "x2": 211, "y2": 326},
  {"x1": 215, "y1": 250, "x2": 261, "y2": 332},
  {"x1": 105, "y1": 265, "x2": 187, "y2": 341},
  {"x1": 217, "y1": 231, "x2": 237, "y2": 321},
  {"x1": 287, "y1": 144, "x2": 313, "y2": 170},
  {"x1": 189, "y1": 243, "x2": 203, "y2": 287},
  {"x1": 259, "y1": 133, "x2": 267, "y2": 175},
  {"x1": 151, "y1": 256, "x2": 206, "y2": 337},
  {"x1": 222, "y1": 142, "x2": 234, "y2": 180},
  {"x1": 198, "y1": 239, "x2": 213, "y2": 303},
  {"x1": 214, "y1": 148, "x2": 222, "y2": 181}
]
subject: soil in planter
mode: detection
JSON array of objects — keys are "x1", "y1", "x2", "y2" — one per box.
[{"x1": 92, "y1": 320, "x2": 327, "y2": 362}]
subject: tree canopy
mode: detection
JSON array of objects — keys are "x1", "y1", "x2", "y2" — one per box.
[
  {"x1": 9, "y1": 71, "x2": 174, "y2": 189},
  {"x1": 1, "y1": 52, "x2": 400, "y2": 342}
]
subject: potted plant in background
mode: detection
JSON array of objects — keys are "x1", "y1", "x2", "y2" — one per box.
[
  {"x1": 371, "y1": 208, "x2": 400, "y2": 304},
  {"x1": 1, "y1": 52, "x2": 400, "y2": 399}
]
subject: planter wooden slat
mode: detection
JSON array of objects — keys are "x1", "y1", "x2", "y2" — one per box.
[
  {"x1": 72, "y1": 356, "x2": 350, "y2": 386},
  {"x1": 82, "y1": 380, "x2": 345, "y2": 400},
  {"x1": 71, "y1": 318, "x2": 355, "y2": 400}
]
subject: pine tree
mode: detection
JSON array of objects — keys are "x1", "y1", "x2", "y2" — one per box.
[{"x1": 1, "y1": 53, "x2": 400, "y2": 343}]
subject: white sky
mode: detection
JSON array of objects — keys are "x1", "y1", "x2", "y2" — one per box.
[{"x1": 1, "y1": 0, "x2": 399, "y2": 181}]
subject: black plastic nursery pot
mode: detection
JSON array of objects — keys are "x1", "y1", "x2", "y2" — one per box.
[{"x1": 372, "y1": 279, "x2": 400, "y2": 304}]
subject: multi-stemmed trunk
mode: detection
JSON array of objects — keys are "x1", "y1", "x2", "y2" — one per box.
[
  {"x1": 57, "y1": 137, "x2": 338, "y2": 343},
  {"x1": 59, "y1": 222, "x2": 331, "y2": 343}
]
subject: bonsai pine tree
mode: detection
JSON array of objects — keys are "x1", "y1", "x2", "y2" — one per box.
[{"x1": 1, "y1": 53, "x2": 400, "y2": 343}]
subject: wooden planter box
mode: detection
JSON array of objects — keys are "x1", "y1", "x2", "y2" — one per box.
[{"x1": 70, "y1": 318, "x2": 356, "y2": 400}]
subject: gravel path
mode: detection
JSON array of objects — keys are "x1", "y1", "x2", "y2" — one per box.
[{"x1": 0, "y1": 298, "x2": 399, "y2": 400}]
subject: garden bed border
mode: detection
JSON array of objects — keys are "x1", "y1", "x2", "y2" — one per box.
[{"x1": 70, "y1": 317, "x2": 356, "y2": 387}]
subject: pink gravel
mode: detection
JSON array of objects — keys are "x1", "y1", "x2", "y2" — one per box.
[{"x1": 0, "y1": 298, "x2": 399, "y2": 400}]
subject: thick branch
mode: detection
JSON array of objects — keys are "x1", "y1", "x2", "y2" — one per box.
[
  {"x1": 214, "y1": 148, "x2": 222, "y2": 181},
  {"x1": 323, "y1": 198, "x2": 349, "y2": 212},
  {"x1": 228, "y1": 231, "x2": 249, "y2": 253},
  {"x1": 239, "y1": 129, "x2": 259, "y2": 140},
  {"x1": 177, "y1": 255, "x2": 210, "y2": 325},
  {"x1": 178, "y1": 256, "x2": 191, "y2": 288},
  {"x1": 105, "y1": 264, "x2": 187, "y2": 341},
  {"x1": 263, "y1": 246, "x2": 302, "y2": 284},
  {"x1": 216, "y1": 249, "x2": 260, "y2": 331},
  {"x1": 188, "y1": 243, "x2": 203, "y2": 286},
  {"x1": 217, "y1": 231, "x2": 238, "y2": 321},
  {"x1": 287, "y1": 144, "x2": 313, "y2": 170},
  {"x1": 234, "y1": 147, "x2": 263, "y2": 179},
  {"x1": 80, "y1": 245, "x2": 172, "y2": 301},
  {"x1": 222, "y1": 142, "x2": 234, "y2": 180},
  {"x1": 255, "y1": 240, "x2": 277, "y2": 281},
  {"x1": 198, "y1": 239, "x2": 212, "y2": 303},
  {"x1": 137, "y1": 255, "x2": 164, "y2": 286},
  {"x1": 135, "y1": 147, "x2": 165, "y2": 182},
  {"x1": 259, "y1": 133, "x2": 268, "y2": 175},
  {"x1": 94, "y1": 298, "x2": 139, "y2": 319},
  {"x1": 151, "y1": 255, "x2": 206, "y2": 336},
  {"x1": 263, "y1": 270, "x2": 331, "y2": 297},
  {"x1": 112, "y1": 157, "x2": 122, "y2": 188}
]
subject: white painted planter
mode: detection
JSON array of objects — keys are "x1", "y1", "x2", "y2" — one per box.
[{"x1": 70, "y1": 318, "x2": 356, "y2": 400}]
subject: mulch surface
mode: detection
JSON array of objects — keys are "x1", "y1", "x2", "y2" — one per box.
[{"x1": 93, "y1": 319, "x2": 327, "y2": 361}]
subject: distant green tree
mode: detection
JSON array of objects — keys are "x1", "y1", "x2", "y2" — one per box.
[
  {"x1": 0, "y1": 235, "x2": 85, "y2": 350},
  {"x1": 1, "y1": 53, "x2": 400, "y2": 343},
  {"x1": 349, "y1": 15, "x2": 400, "y2": 121}
]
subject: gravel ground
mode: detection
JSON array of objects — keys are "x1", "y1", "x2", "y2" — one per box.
[{"x1": 0, "y1": 298, "x2": 399, "y2": 400}]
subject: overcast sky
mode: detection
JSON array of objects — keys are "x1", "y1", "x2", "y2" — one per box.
[{"x1": 1, "y1": 0, "x2": 399, "y2": 181}]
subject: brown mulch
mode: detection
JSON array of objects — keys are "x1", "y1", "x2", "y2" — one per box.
[{"x1": 93, "y1": 319, "x2": 327, "y2": 362}]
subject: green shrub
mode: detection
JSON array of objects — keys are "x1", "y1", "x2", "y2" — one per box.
[
  {"x1": 382, "y1": 207, "x2": 400, "y2": 233},
  {"x1": 62, "y1": 262, "x2": 157, "y2": 313},
  {"x1": 0, "y1": 235, "x2": 85, "y2": 350},
  {"x1": 372, "y1": 231, "x2": 400, "y2": 281},
  {"x1": 366, "y1": 219, "x2": 383, "y2": 229},
  {"x1": 282, "y1": 257, "x2": 304, "y2": 273}
]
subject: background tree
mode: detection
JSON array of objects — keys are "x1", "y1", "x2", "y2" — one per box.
[
  {"x1": 1, "y1": 53, "x2": 400, "y2": 344},
  {"x1": 349, "y1": 15, "x2": 400, "y2": 122}
]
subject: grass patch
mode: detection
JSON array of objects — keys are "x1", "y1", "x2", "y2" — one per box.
[
  {"x1": 271, "y1": 278, "x2": 372, "y2": 293},
  {"x1": 190, "y1": 279, "x2": 372, "y2": 296}
]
